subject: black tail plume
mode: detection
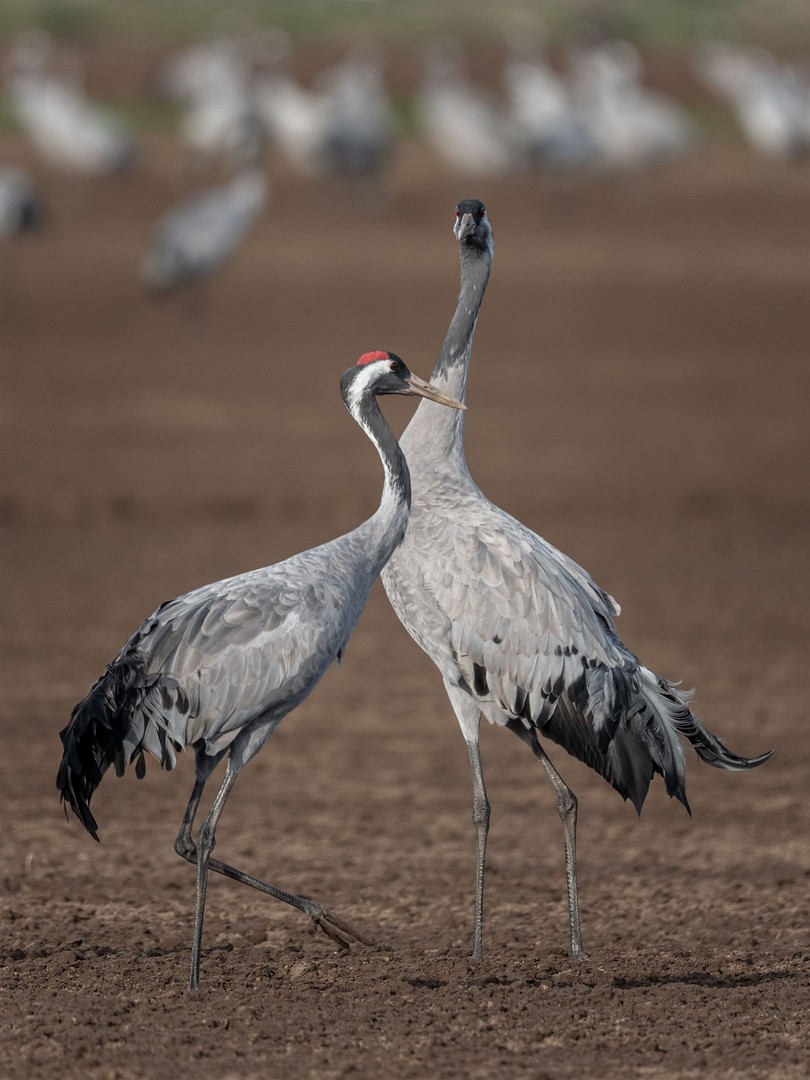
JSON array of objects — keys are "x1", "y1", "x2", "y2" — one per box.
[
  {"x1": 669, "y1": 705, "x2": 775, "y2": 773},
  {"x1": 57, "y1": 660, "x2": 168, "y2": 840}
]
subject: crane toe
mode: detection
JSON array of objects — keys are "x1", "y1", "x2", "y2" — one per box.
[{"x1": 302, "y1": 900, "x2": 376, "y2": 949}]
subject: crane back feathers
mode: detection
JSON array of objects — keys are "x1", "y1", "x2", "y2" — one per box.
[{"x1": 57, "y1": 362, "x2": 422, "y2": 844}]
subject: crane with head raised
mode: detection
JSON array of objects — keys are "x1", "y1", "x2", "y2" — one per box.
[
  {"x1": 57, "y1": 351, "x2": 465, "y2": 990},
  {"x1": 380, "y1": 199, "x2": 773, "y2": 963}
]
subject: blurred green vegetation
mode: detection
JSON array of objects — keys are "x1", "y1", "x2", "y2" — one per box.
[{"x1": 0, "y1": 0, "x2": 809, "y2": 45}]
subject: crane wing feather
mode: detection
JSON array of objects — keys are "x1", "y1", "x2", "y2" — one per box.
[
  {"x1": 111, "y1": 546, "x2": 364, "y2": 760},
  {"x1": 412, "y1": 504, "x2": 623, "y2": 692}
]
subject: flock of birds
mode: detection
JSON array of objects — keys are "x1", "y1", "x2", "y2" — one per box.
[
  {"x1": 56, "y1": 199, "x2": 773, "y2": 990},
  {"x1": 3, "y1": 31, "x2": 810, "y2": 291}
]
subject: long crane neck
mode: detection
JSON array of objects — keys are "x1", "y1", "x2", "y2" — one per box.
[
  {"x1": 350, "y1": 393, "x2": 412, "y2": 566},
  {"x1": 399, "y1": 241, "x2": 492, "y2": 471}
]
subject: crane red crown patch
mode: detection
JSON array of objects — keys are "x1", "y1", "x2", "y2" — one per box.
[{"x1": 356, "y1": 351, "x2": 390, "y2": 366}]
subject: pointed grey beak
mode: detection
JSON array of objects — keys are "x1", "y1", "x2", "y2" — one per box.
[
  {"x1": 455, "y1": 213, "x2": 475, "y2": 241},
  {"x1": 405, "y1": 373, "x2": 466, "y2": 410}
]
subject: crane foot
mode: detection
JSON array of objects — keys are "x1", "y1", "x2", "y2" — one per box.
[{"x1": 302, "y1": 901, "x2": 376, "y2": 949}]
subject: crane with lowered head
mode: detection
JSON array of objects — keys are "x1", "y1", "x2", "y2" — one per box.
[{"x1": 57, "y1": 351, "x2": 465, "y2": 990}]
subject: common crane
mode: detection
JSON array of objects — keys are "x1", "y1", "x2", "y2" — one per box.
[
  {"x1": 57, "y1": 352, "x2": 465, "y2": 989},
  {"x1": 141, "y1": 163, "x2": 267, "y2": 297},
  {"x1": 380, "y1": 199, "x2": 772, "y2": 963}
]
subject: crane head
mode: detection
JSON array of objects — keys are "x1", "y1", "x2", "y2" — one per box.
[
  {"x1": 453, "y1": 198, "x2": 492, "y2": 253},
  {"x1": 341, "y1": 351, "x2": 466, "y2": 410}
]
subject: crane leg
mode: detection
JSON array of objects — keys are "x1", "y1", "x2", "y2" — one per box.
[
  {"x1": 506, "y1": 720, "x2": 586, "y2": 962},
  {"x1": 467, "y1": 738, "x2": 490, "y2": 964},
  {"x1": 177, "y1": 761, "x2": 373, "y2": 991},
  {"x1": 189, "y1": 767, "x2": 237, "y2": 990},
  {"x1": 446, "y1": 683, "x2": 490, "y2": 963},
  {"x1": 174, "y1": 776, "x2": 207, "y2": 861}
]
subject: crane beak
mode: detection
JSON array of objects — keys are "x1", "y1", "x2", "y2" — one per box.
[
  {"x1": 404, "y1": 373, "x2": 466, "y2": 410},
  {"x1": 455, "y1": 213, "x2": 475, "y2": 241}
]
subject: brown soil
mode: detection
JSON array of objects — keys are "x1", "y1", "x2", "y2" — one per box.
[{"x1": 2, "y1": 108, "x2": 809, "y2": 1078}]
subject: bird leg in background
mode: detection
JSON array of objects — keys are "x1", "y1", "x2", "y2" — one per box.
[
  {"x1": 506, "y1": 719, "x2": 586, "y2": 961},
  {"x1": 467, "y1": 738, "x2": 491, "y2": 964},
  {"x1": 176, "y1": 767, "x2": 374, "y2": 990}
]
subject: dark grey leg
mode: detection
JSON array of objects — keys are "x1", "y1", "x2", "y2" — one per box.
[
  {"x1": 178, "y1": 764, "x2": 373, "y2": 991},
  {"x1": 506, "y1": 720, "x2": 586, "y2": 961},
  {"x1": 445, "y1": 684, "x2": 490, "y2": 963},
  {"x1": 467, "y1": 738, "x2": 490, "y2": 963},
  {"x1": 190, "y1": 768, "x2": 237, "y2": 990},
  {"x1": 174, "y1": 777, "x2": 206, "y2": 861}
]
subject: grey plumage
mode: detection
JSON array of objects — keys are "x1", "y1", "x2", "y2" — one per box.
[
  {"x1": 57, "y1": 351, "x2": 464, "y2": 989},
  {"x1": 381, "y1": 199, "x2": 773, "y2": 962},
  {"x1": 142, "y1": 168, "x2": 267, "y2": 296}
]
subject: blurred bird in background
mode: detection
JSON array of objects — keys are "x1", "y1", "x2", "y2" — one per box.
[{"x1": 6, "y1": 30, "x2": 137, "y2": 175}]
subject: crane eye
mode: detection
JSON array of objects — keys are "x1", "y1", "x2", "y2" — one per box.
[
  {"x1": 389, "y1": 361, "x2": 399, "y2": 372},
  {"x1": 455, "y1": 209, "x2": 460, "y2": 217}
]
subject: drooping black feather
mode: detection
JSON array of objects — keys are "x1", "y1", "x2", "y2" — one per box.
[
  {"x1": 522, "y1": 660, "x2": 773, "y2": 816},
  {"x1": 56, "y1": 658, "x2": 173, "y2": 841}
]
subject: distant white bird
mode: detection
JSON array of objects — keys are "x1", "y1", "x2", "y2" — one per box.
[
  {"x1": 504, "y1": 40, "x2": 598, "y2": 173},
  {"x1": 316, "y1": 44, "x2": 395, "y2": 182},
  {"x1": 695, "y1": 42, "x2": 810, "y2": 160},
  {"x1": 6, "y1": 32, "x2": 137, "y2": 174},
  {"x1": 161, "y1": 36, "x2": 265, "y2": 171},
  {"x1": 416, "y1": 38, "x2": 513, "y2": 177},
  {"x1": 255, "y1": 42, "x2": 394, "y2": 182},
  {"x1": 570, "y1": 40, "x2": 695, "y2": 170},
  {"x1": 254, "y1": 64, "x2": 328, "y2": 176},
  {"x1": 57, "y1": 350, "x2": 465, "y2": 990},
  {"x1": 159, "y1": 36, "x2": 249, "y2": 104},
  {"x1": 142, "y1": 165, "x2": 268, "y2": 297},
  {"x1": 0, "y1": 165, "x2": 42, "y2": 236}
]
